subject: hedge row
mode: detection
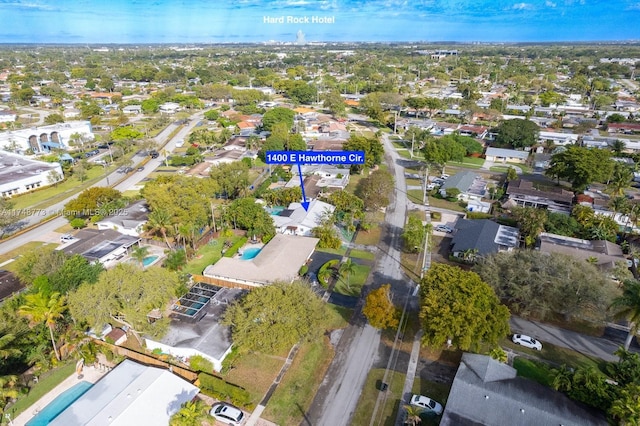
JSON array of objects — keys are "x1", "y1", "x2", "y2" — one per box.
[
  {"x1": 198, "y1": 372, "x2": 252, "y2": 408},
  {"x1": 223, "y1": 237, "x2": 248, "y2": 258}
]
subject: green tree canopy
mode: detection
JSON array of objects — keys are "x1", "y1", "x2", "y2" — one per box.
[
  {"x1": 343, "y1": 135, "x2": 383, "y2": 172},
  {"x1": 494, "y1": 118, "x2": 540, "y2": 148},
  {"x1": 209, "y1": 161, "x2": 250, "y2": 200},
  {"x1": 355, "y1": 169, "x2": 394, "y2": 211},
  {"x1": 420, "y1": 264, "x2": 510, "y2": 351},
  {"x1": 68, "y1": 263, "x2": 180, "y2": 338},
  {"x1": 226, "y1": 198, "x2": 276, "y2": 241},
  {"x1": 63, "y1": 187, "x2": 125, "y2": 220},
  {"x1": 546, "y1": 145, "x2": 614, "y2": 192},
  {"x1": 475, "y1": 250, "x2": 618, "y2": 322},
  {"x1": 261, "y1": 107, "x2": 295, "y2": 132},
  {"x1": 222, "y1": 280, "x2": 329, "y2": 353}
]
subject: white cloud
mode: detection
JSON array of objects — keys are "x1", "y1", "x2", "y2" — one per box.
[
  {"x1": 626, "y1": 2, "x2": 640, "y2": 10},
  {"x1": 545, "y1": 0, "x2": 557, "y2": 7},
  {"x1": 512, "y1": 2, "x2": 533, "y2": 10}
]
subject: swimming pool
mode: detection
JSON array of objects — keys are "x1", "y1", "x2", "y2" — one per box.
[
  {"x1": 26, "y1": 381, "x2": 93, "y2": 426},
  {"x1": 240, "y1": 247, "x2": 262, "y2": 260},
  {"x1": 266, "y1": 206, "x2": 285, "y2": 216},
  {"x1": 142, "y1": 255, "x2": 159, "y2": 267}
]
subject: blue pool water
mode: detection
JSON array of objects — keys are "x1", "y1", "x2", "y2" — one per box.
[
  {"x1": 26, "y1": 381, "x2": 93, "y2": 426},
  {"x1": 240, "y1": 247, "x2": 262, "y2": 260},
  {"x1": 142, "y1": 255, "x2": 159, "y2": 267},
  {"x1": 267, "y1": 206, "x2": 285, "y2": 216}
]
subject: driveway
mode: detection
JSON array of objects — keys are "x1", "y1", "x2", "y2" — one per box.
[{"x1": 509, "y1": 317, "x2": 636, "y2": 363}]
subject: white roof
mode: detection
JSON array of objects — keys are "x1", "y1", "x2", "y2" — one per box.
[
  {"x1": 50, "y1": 360, "x2": 199, "y2": 426},
  {"x1": 203, "y1": 234, "x2": 319, "y2": 285},
  {"x1": 485, "y1": 147, "x2": 529, "y2": 160}
]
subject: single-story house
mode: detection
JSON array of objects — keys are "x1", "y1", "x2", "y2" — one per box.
[
  {"x1": 123, "y1": 105, "x2": 142, "y2": 115},
  {"x1": 203, "y1": 233, "x2": 319, "y2": 287},
  {"x1": 270, "y1": 199, "x2": 335, "y2": 236},
  {"x1": 50, "y1": 359, "x2": 200, "y2": 426},
  {"x1": 58, "y1": 229, "x2": 140, "y2": 266},
  {"x1": 505, "y1": 179, "x2": 574, "y2": 214},
  {"x1": 96, "y1": 200, "x2": 149, "y2": 237},
  {"x1": 450, "y1": 219, "x2": 519, "y2": 260},
  {"x1": 537, "y1": 232, "x2": 627, "y2": 269},
  {"x1": 439, "y1": 171, "x2": 487, "y2": 201},
  {"x1": 484, "y1": 147, "x2": 529, "y2": 164},
  {"x1": 538, "y1": 130, "x2": 579, "y2": 146},
  {"x1": 440, "y1": 353, "x2": 607, "y2": 426},
  {"x1": 159, "y1": 102, "x2": 181, "y2": 114}
]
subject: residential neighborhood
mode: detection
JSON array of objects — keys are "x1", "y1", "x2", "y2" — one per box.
[{"x1": 0, "y1": 8, "x2": 640, "y2": 426}]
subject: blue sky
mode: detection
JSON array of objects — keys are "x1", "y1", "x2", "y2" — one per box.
[{"x1": 0, "y1": 0, "x2": 639, "y2": 43}]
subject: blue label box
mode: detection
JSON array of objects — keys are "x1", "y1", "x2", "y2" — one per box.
[{"x1": 265, "y1": 150, "x2": 366, "y2": 164}]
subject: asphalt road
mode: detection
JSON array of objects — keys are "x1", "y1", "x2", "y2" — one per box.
[
  {"x1": 305, "y1": 133, "x2": 411, "y2": 426},
  {"x1": 510, "y1": 317, "x2": 632, "y2": 363},
  {"x1": 0, "y1": 112, "x2": 205, "y2": 256}
]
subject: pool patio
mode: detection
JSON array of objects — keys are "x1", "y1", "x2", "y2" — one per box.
[{"x1": 11, "y1": 365, "x2": 107, "y2": 426}]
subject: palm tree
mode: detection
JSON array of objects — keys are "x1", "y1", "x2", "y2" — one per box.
[
  {"x1": 130, "y1": 245, "x2": 149, "y2": 267},
  {"x1": 403, "y1": 404, "x2": 422, "y2": 426},
  {"x1": 18, "y1": 292, "x2": 66, "y2": 361},
  {"x1": 169, "y1": 399, "x2": 208, "y2": 426},
  {"x1": 147, "y1": 208, "x2": 173, "y2": 249},
  {"x1": 0, "y1": 374, "x2": 19, "y2": 415},
  {"x1": 610, "y1": 280, "x2": 640, "y2": 350},
  {"x1": 551, "y1": 365, "x2": 573, "y2": 392},
  {"x1": 608, "y1": 163, "x2": 634, "y2": 197},
  {"x1": 0, "y1": 334, "x2": 21, "y2": 360},
  {"x1": 339, "y1": 259, "x2": 357, "y2": 291}
]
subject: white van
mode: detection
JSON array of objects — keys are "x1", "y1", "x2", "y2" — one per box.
[{"x1": 175, "y1": 139, "x2": 184, "y2": 148}]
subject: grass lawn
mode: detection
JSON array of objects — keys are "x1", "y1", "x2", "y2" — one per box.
[
  {"x1": 316, "y1": 246, "x2": 348, "y2": 256},
  {"x1": 408, "y1": 189, "x2": 424, "y2": 204},
  {"x1": 400, "y1": 250, "x2": 422, "y2": 281},
  {"x1": 513, "y1": 357, "x2": 555, "y2": 387},
  {"x1": 263, "y1": 305, "x2": 347, "y2": 424},
  {"x1": 396, "y1": 149, "x2": 413, "y2": 159},
  {"x1": 11, "y1": 165, "x2": 119, "y2": 211},
  {"x1": 502, "y1": 339, "x2": 604, "y2": 372},
  {"x1": 447, "y1": 157, "x2": 485, "y2": 167},
  {"x1": 427, "y1": 197, "x2": 467, "y2": 212},
  {"x1": 354, "y1": 227, "x2": 381, "y2": 246},
  {"x1": 0, "y1": 242, "x2": 58, "y2": 273},
  {"x1": 345, "y1": 171, "x2": 368, "y2": 194},
  {"x1": 6, "y1": 362, "x2": 76, "y2": 418},
  {"x1": 405, "y1": 178, "x2": 422, "y2": 187},
  {"x1": 349, "y1": 249, "x2": 375, "y2": 260},
  {"x1": 221, "y1": 352, "x2": 286, "y2": 406},
  {"x1": 352, "y1": 368, "x2": 406, "y2": 426},
  {"x1": 333, "y1": 264, "x2": 371, "y2": 296},
  {"x1": 489, "y1": 166, "x2": 512, "y2": 173},
  {"x1": 183, "y1": 237, "x2": 246, "y2": 275}
]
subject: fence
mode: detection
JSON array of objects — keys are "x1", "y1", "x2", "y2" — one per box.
[
  {"x1": 191, "y1": 274, "x2": 258, "y2": 290},
  {"x1": 94, "y1": 340, "x2": 198, "y2": 382}
]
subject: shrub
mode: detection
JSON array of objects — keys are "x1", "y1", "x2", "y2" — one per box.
[
  {"x1": 431, "y1": 211, "x2": 442, "y2": 221},
  {"x1": 299, "y1": 265, "x2": 308, "y2": 276},
  {"x1": 198, "y1": 372, "x2": 252, "y2": 408},
  {"x1": 70, "y1": 218, "x2": 87, "y2": 229},
  {"x1": 223, "y1": 237, "x2": 248, "y2": 258},
  {"x1": 189, "y1": 355, "x2": 214, "y2": 373},
  {"x1": 466, "y1": 211, "x2": 493, "y2": 220}
]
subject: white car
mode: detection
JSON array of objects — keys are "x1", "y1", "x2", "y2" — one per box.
[
  {"x1": 60, "y1": 234, "x2": 75, "y2": 243},
  {"x1": 440, "y1": 174, "x2": 450, "y2": 179},
  {"x1": 210, "y1": 403, "x2": 244, "y2": 425},
  {"x1": 410, "y1": 394, "x2": 444, "y2": 415},
  {"x1": 512, "y1": 334, "x2": 543, "y2": 351},
  {"x1": 435, "y1": 225, "x2": 454, "y2": 233}
]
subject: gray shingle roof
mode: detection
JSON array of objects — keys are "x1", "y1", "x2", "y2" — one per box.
[
  {"x1": 450, "y1": 219, "x2": 518, "y2": 256},
  {"x1": 440, "y1": 353, "x2": 607, "y2": 426},
  {"x1": 441, "y1": 171, "x2": 479, "y2": 193}
]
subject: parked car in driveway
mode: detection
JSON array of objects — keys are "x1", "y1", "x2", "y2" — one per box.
[
  {"x1": 210, "y1": 403, "x2": 244, "y2": 425},
  {"x1": 512, "y1": 334, "x2": 542, "y2": 350},
  {"x1": 410, "y1": 394, "x2": 444, "y2": 415},
  {"x1": 435, "y1": 225, "x2": 454, "y2": 233}
]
